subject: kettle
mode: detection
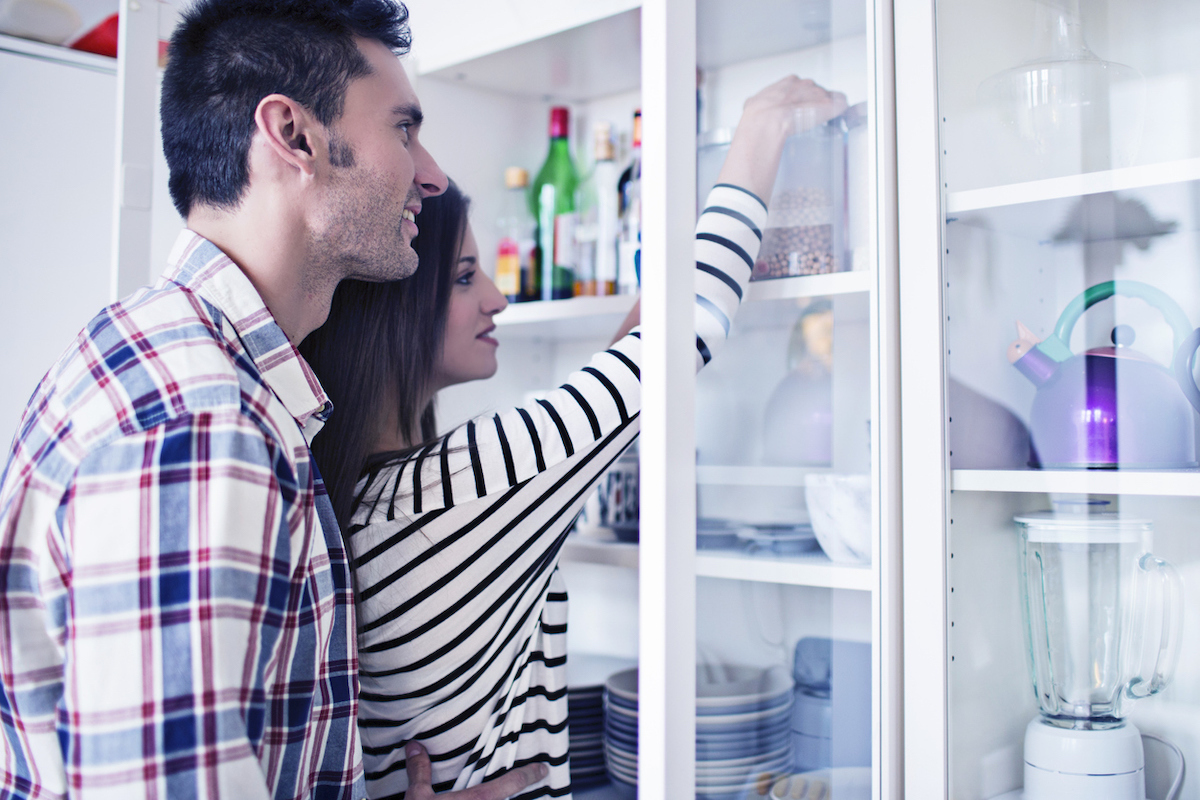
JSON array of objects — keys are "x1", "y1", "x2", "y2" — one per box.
[{"x1": 1008, "y1": 280, "x2": 1197, "y2": 468}]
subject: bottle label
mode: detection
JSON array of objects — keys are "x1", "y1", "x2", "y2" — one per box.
[
  {"x1": 495, "y1": 240, "x2": 520, "y2": 296},
  {"x1": 553, "y1": 212, "x2": 577, "y2": 269}
]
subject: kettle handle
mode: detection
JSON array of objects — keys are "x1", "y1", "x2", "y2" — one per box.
[
  {"x1": 1173, "y1": 327, "x2": 1200, "y2": 415},
  {"x1": 1041, "y1": 280, "x2": 1193, "y2": 363},
  {"x1": 1124, "y1": 553, "x2": 1184, "y2": 701}
]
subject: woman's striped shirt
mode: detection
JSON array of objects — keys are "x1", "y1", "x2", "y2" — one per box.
[{"x1": 347, "y1": 185, "x2": 767, "y2": 799}]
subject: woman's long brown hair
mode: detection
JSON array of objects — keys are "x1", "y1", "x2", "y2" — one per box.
[{"x1": 300, "y1": 180, "x2": 470, "y2": 528}]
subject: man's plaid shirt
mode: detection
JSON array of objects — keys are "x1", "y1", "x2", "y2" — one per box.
[{"x1": 0, "y1": 231, "x2": 364, "y2": 799}]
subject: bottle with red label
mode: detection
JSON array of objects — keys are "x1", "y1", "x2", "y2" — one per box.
[{"x1": 495, "y1": 167, "x2": 537, "y2": 302}]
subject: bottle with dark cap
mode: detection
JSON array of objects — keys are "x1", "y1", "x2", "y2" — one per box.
[{"x1": 530, "y1": 106, "x2": 580, "y2": 301}]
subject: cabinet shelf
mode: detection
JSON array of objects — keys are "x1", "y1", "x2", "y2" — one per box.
[
  {"x1": 696, "y1": 465, "x2": 825, "y2": 486},
  {"x1": 946, "y1": 158, "x2": 1200, "y2": 214},
  {"x1": 562, "y1": 536, "x2": 873, "y2": 591},
  {"x1": 747, "y1": 270, "x2": 872, "y2": 301},
  {"x1": 696, "y1": 550, "x2": 872, "y2": 591},
  {"x1": 561, "y1": 536, "x2": 639, "y2": 569},
  {"x1": 421, "y1": 7, "x2": 641, "y2": 102},
  {"x1": 0, "y1": 32, "x2": 115, "y2": 74},
  {"x1": 951, "y1": 468, "x2": 1200, "y2": 497},
  {"x1": 495, "y1": 294, "x2": 636, "y2": 340},
  {"x1": 495, "y1": 272, "x2": 870, "y2": 340}
]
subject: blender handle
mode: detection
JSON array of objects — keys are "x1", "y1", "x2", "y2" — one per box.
[
  {"x1": 1172, "y1": 327, "x2": 1200, "y2": 415},
  {"x1": 1125, "y1": 553, "x2": 1185, "y2": 700}
]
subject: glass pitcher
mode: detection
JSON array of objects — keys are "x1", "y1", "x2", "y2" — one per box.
[{"x1": 1015, "y1": 508, "x2": 1183, "y2": 729}]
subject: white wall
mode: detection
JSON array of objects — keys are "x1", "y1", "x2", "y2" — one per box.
[{"x1": 0, "y1": 50, "x2": 116, "y2": 450}]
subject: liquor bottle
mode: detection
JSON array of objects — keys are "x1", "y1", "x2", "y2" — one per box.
[
  {"x1": 574, "y1": 122, "x2": 620, "y2": 296},
  {"x1": 617, "y1": 109, "x2": 642, "y2": 294},
  {"x1": 530, "y1": 106, "x2": 580, "y2": 301},
  {"x1": 592, "y1": 122, "x2": 620, "y2": 296},
  {"x1": 495, "y1": 167, "x2": 537, "y2": 303}
]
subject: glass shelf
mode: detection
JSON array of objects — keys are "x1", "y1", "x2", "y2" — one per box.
[
  {"x1": 696, "y1": 550, "x2": 873, "y2": 590},
  {"x1": 696, "y1": 465, "x2": 826, "y2": 486},
  {"x1": 946, "y1": 157, "x2": 1200, "y2": 214},
  {"x1": 951, "y1": 468, "x2": 1200, "y2": 497},
  {"x1": 745, "y1": 270, "x2": 872, "y2": 302}
]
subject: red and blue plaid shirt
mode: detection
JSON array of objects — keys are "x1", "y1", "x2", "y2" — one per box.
[{"x1": 0, "y1": 231, "x2": 363, "y2": 799}]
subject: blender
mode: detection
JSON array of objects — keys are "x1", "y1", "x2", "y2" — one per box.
[{"x1": 1004, "y1": 505, "x2": 1183, "y2": 799}]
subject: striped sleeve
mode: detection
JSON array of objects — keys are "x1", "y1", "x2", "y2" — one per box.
[{"x1": 379, "y1": 183, "x2": 767, "y2": 517}]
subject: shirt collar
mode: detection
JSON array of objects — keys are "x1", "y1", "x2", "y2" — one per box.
[{"x1": 164, "y1": 230, "x2": 333, "y2": 433}]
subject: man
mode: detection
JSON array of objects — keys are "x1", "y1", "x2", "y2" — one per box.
[{"x1": 0, "y1": 0, "x2": 544, "y2": 797}]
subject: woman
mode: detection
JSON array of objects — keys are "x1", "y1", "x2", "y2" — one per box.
[{"x1": 301, "y1": 76, "x2": 847, "y2": 800}]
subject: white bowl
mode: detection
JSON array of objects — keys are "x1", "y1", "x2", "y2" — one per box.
[{"x1": 804, "y1": 473, "x2": 871, "y2": 564}]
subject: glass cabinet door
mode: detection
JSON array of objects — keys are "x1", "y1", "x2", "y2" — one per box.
[
  {"x1": 900, "y1": 0, "x2": 1200, "y2": 797},
  {"x1": 642, "y1": 0, "x2": 900, "y2": 798}
]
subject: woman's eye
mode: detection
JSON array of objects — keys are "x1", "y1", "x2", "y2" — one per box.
[{"x1": 456, "y1": 270, "x2": 475, "y2": 286}]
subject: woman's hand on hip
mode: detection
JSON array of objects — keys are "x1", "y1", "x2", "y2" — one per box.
[{"x1": 403, "y1": 741, "x2": 549, "y2": 800}]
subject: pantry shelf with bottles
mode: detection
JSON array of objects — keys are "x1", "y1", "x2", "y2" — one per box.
[{"x1": 416, "y1": 0, "x2": 900, "y2": 796}]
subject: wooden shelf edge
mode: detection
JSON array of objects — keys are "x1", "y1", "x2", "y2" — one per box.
[
  {"x1": 695, "y1": 552, "x2": 873, "y2": 591},
  {"x1": 951, "y1": 469, "x2": 1200, "y2": 497},
  {"x1": 946, "y1": 158, "x2": 1200, "y2": 214}
]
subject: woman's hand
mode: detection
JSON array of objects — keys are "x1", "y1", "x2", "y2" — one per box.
[
  {"x1": 403, "y1": 742, "x2": 549, "y2": 799},
  {"x1": 716, "y1": 76, "x2": 848, "y2": 203}
]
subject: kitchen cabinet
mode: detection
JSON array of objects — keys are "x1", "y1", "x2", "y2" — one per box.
[
  {"x1": 897, "y1": 0, "x2": 1200, "y2": 798},
  {"x1": 408, "y1": 0, "x2": 900, "y2": 797},
  {"x1": 0, "y1": 1, "x2": 169, "y2": 448}
]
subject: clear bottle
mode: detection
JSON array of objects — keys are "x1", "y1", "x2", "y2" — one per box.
[
  {"x1": 530, "y1": 106, "x2": 579, "y2": 301},
  {"x1": 575, "y1": 122, "x2": 620, "y2": 296},
  {"x1": 617, "y1": 109, "x2": 642, "y2": 294},
  {"x1": 496, "y1": 167, "x2": 537, "y2": 303}
]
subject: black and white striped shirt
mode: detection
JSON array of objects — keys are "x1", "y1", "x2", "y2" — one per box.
[{"x1": 347, "y1": 185, "x2": 767, "y2": 799}]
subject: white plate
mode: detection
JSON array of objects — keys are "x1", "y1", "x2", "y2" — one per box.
[
  {"x1": 696, "y1": 665, "x2": 795, "y2": 707},
  {"x1": 569, "y1": 653, "x2": 638, "y2": 689},
  {"x1": 695, "y1": 744, "x2": 792, "y2": 772},
  {"x1": 606, "y1": 664, "x2": 796, "y2": 709}
]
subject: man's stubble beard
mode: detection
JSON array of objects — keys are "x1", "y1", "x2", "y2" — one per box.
[{"x1": 317, "y1": 156, "x2": 418, "y2": 285}]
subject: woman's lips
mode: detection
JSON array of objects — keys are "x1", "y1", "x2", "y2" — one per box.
[{"x1": 477, "y1": 327, "x2": 499, "y2": 346}]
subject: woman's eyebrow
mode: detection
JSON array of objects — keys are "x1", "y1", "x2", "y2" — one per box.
[{"x1": 458, "y1": 256, "x2": 477, "y2": 266}]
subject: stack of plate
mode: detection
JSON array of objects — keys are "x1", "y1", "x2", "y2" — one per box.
[
  {"x1": 567, "y1": 685, "x2": 606, "y2": 789},
  {"x1": 735, "y1": 522, "x2": 819, "y2": 557},
  {"x1": 602, "y1": 669, "x2": 640, "y2": 794},
  {"x1": 603, "y1": 665, "x2": 795, "y2": 799},
  {"x1": 568, "y1": 654, "x2": 636, "y2": 791},
  {"x1": 696, "y1": 665, "x2": 794, "y2": 797}
]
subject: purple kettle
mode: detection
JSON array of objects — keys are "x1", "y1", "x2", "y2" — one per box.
[{"x1": 1008, "y1": 280, "x2": 1197, "y2": 469}]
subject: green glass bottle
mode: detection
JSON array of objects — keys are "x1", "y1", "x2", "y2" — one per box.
[{"x1": 530, "y1": 106, "x2": 580, "y2": 301}]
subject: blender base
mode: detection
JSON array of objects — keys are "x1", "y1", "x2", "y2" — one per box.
[{"x1": 1021, "y1": 718, "x2": 1146, "y2": 800}]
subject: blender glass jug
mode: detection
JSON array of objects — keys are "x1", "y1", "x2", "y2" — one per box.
[{"x1": 1016, "y1": 510, "x2": 1182, "y2": 729}]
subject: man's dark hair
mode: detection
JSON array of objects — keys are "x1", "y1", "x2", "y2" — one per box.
[{"x1": 161, "y1": 0, "x2": 411, "y2": 217}]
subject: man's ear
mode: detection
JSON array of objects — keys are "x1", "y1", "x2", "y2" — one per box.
[{"x1": 253, "y1": 94, "x2": 327, "y2": 178}]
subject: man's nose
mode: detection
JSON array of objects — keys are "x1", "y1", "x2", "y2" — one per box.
[{"x1": 414, "y1": 143, "x2": 448, "y2": 197}]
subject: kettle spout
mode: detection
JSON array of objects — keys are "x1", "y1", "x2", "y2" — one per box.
[
  {"x1": 1007, "y1": 321, "x2": 1041, "y2": 363},
  {"x1": 1009, "y1": 321, "x2": 1057, "y2": 386}
]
